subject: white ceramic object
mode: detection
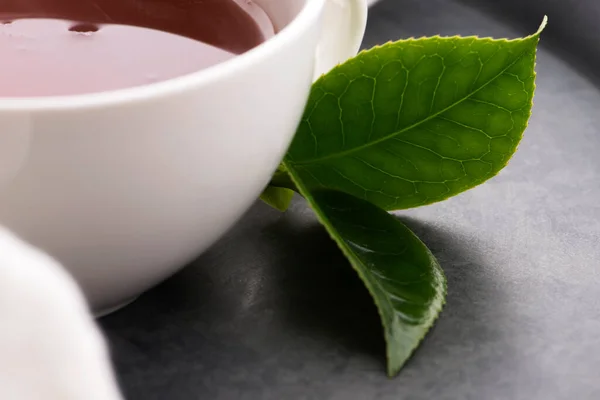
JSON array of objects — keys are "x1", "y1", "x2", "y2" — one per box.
[
  {"x1": 0, "y1": 228, "x2": 123, "y2": 400},
  {"x1": 0, "y1": 0, "x2": 367, "y2": 314}
]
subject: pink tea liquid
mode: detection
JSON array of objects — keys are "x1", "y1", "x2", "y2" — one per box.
[{"x1": 0, "y1": 0, "x2": 274, "y2": 96}]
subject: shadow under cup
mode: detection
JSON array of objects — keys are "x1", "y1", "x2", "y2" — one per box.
[{"x1": 0, "y1": 0, "x2": 322, "y2": 314}]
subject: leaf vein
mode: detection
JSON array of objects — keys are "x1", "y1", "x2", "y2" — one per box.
[{"x1": 290, "y1": 47, "x2": 534, "y2": 165}]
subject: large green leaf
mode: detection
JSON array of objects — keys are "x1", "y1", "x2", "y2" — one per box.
[
  {"x1": 285, "y1": 19, "x2": 545, "y2": 210},
  {"x1": 286, "y1": 183, "x2": 446, "y2": 376}
]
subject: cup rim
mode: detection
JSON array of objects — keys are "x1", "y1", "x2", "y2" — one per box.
[{"x1": 0, "y1": 0, "x2": 324, "y2": 111}]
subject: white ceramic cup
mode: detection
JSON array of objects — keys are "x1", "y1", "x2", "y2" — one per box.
[{"x1": 0, "y1": 0, "x2": 367, "y2": 314}]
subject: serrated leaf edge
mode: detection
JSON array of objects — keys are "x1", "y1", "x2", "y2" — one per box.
[{"x1": 314, "y1": 16, "x2": 547, "y2": 82}]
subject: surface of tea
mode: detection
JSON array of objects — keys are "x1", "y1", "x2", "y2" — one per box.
[{"x1": 0, "y1": 0, "x2": 273, "y2": 97}]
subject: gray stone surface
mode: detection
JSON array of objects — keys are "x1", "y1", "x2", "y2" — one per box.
[{"x1": 100, "y1": 1, "x2": 600, "y2": 398}]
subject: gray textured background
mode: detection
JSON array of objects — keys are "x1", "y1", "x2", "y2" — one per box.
[{"x1": 101, "y1": 0, "x2": 600, "y2": 399}]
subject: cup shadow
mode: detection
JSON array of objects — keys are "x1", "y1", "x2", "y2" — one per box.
[
  {"x1": 100, "y1": 200, "x2": 515, "y2": 398},
  {"x1": 259, "y1": 212, "x2": 386, "y2": 364},
  {"x1": 257, "y1": 207, "x2": 514, "y2": 372}
]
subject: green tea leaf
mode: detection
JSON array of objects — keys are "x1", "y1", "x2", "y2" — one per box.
[
  {"x1": 285, "y1": 18, "x2": 546, "y2": 210},
  {"x1": 260, "y1": 186, "x2": 295, "y2": 212},
  {"x1": 285, "y1": 179, "x2": 446, "y2": 376},
  {"x1": 260, "y1": 164, "x2": 298, "y2": 211}
]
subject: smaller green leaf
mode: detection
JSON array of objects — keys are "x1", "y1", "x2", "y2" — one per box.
[
  {"x1": 260, "y1": 164, "x2": 297, "y2": 212},
  {"x1": 288, "y1": 174, "x2": 446, "y2": 376},
  {"x1": 260, "y1": 185, "x2": 295, "y2": 212}
]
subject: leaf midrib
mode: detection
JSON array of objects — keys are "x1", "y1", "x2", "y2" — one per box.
[{"x1": 289, "y1": 44, "x2": 534, "y2": 166}]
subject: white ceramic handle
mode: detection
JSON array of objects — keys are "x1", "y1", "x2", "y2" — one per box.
[{"x1": 314, "y1": 0, "x2": 368, "y2": 79}]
